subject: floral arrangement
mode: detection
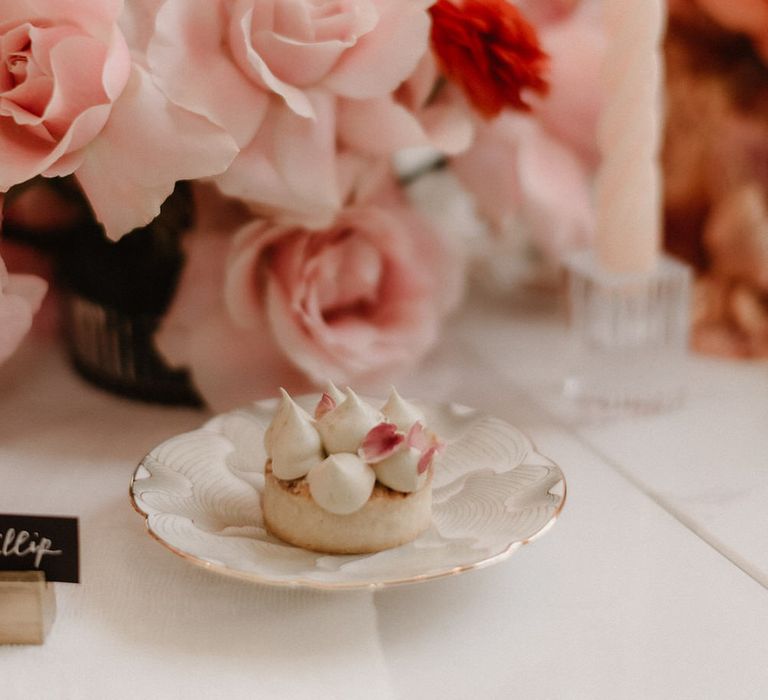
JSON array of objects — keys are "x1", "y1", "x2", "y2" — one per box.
[
  {"x1": 1, "y1": 0, "x2": 601, "y2": 409},
  {"x1": 665, "y1": 0, "x2": 768, "y2": 357}
]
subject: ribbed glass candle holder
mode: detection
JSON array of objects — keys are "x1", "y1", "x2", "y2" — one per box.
[{"x1": 563, "y1": 250, "x2": 692, "y2": 415}]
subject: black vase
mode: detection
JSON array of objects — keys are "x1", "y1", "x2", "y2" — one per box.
[{"x1": 54, "y1": 182, "x2": 202, "y2": 406}]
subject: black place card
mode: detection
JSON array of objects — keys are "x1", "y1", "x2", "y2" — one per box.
[{"x1": 0, "y1": 514, "x2": 79, "y2": 583}]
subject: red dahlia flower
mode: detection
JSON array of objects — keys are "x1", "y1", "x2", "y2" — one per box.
[{"x1": 429, "y1": 0, "x2": 549, "y2": 117}]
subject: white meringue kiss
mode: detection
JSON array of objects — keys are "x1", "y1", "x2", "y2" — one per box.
[
  {"x1": 324, "y1": 380, "x2": 346, "y2": 406},
  {"x1": 381, "y1": 387, "x2": 425, "y2": 431},
  {"x1": 307, "y1": 453, "x2": 376, "y2": 515},
  {"x1": 374, "y1": 446, "x2": 428, "y2": 493},
  {"x1": 317, "y1": 388, "x2": 383, "y2": 454},
  {"x1": 266, "y1": 389, "x2": 324, "y2": 480}
]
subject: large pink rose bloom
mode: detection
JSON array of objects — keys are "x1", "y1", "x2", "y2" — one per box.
[
  {"x1": 0, "y1": 0, "x2": 237, "y2": 239},
  {"x1": 156, "y1": 185, "x2": 464, "y2": 411},
  {"x1": 147, "y1": 0, "x2": 432, "y2": 226}
]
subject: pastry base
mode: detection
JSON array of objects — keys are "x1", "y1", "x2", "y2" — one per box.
[{"x1": 262, "y1": 462, "x2": 432, "y2": 554}]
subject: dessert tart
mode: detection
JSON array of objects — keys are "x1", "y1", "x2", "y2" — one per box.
[{"x1": 261, "y1": 385, "x2": 442, "y2": 554}]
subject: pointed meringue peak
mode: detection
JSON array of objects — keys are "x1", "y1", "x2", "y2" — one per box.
[
  {"x1": 317, "y1": 388, "x2": 383, "y2": 454},
  {"x1": 381, "y1": 387, "x2": 425, "y2": 431},
  {"x1": 263, "y1": 389, "x2": 293, "y2": 456},
  {"x1": 274, "y1": 388, "x2": 305, "y2": 415},
  {"x1": 264, "y1": 388, "x2": 324, "y2": 479},
  {"x1": 325, "y1": 380, "x2": 346, "y2": 405},
  {"x1": 343, "y1": 386, "x2": 366, "y2": 407},
  {"x1": 342, "y1": 388, "x2": 383, "y2": 424}
]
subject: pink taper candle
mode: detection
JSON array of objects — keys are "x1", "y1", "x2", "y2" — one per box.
[{"x1": 595, "y1": 0, "x2": 665, "y2": 274}]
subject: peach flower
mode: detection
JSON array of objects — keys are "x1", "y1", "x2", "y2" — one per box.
[
  {"x1": 0, "y1": 0, "x2": 237, "y2": 240},
  {"x1": 689, "y1": 184, "x2": 768, "y2": 357},
  {"x1": 156, "y1": 184, "x2": 464, "y2": 410}
]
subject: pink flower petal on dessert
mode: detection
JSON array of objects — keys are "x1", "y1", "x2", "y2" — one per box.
[
  {"x1": 405, "y1": 421, "x2": 429, "y2": 451},
  {"x1": 314, "y1": 392, "x2": 336, "y2": 420},
  {"x1": 417, "y1": 446, "x2": 438, "y2": 475},
  {"x1": 360, "y1": 422, "x2": 404, "y2": 463},
  {"x1": 406, "y1": 421, "x2": 444, "y2": 470}
]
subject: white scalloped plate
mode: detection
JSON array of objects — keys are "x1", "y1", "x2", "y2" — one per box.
[{"x1": 130, "y1": 397, "x2": 566, "y2": 590}]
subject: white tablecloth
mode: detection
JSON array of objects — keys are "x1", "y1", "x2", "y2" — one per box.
[{"x1": 2, "y1": 297, "x2": 767, "y2": 699}]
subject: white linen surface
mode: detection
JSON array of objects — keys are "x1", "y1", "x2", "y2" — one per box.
[{"x1": 0, "y1": 342, "x2": 394, "y2": 700}]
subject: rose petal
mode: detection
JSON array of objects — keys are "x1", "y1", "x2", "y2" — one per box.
[
  {"x1": 74, "y1": 65, "x2": 238, "y2": 240},
  {"x1": 324, "y1": 0, "x2": 431, "y2": 99},
  {"x1": 417, "y1": 445, "x2": 438, "y2": 474},
  {"x1": 405, "y1": 421, "x2": 428, "y2": 451},
  {"x1": 314, "y1": 392, "x2": 337, "y2": 420},
  {"x1": 359, "y1": 422, "x2": 405, "y2": 463},
  {"x1": 216, "y1": 92, "x2": 341, "y2": 228},
  {"x1": 24, "y1": 0, "x2": 125, "y2": 34},
  {"x1": 231, "y1": 4, "x2": 315, "y2": 118},
  {"x1": 148, "y1": 0, "x2": 270, "y2": 146}
]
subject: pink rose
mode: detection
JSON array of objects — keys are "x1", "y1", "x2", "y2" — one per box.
[
  {"x1": 149, "y1": 0, "x2": 430, "y2": 129},
  {"x1": 147, "y1": 0, "x2": 432, "y2": 225},
  {"x1": 156, "y1": 184, "x2": 464, "y2": 411},
  {"x1": 1, "y1": 0, "x2": 237, "y2": 239},
  {"x1": 0, "y1": 0, "x2": 130, "y2": 190}
]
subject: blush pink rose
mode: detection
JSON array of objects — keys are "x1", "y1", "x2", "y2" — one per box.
[
  {"x1": 149, "y1": 0, "x2": 431, "y2": 130},
  {"x1": 0, "y1": 0, "x2": 130, "y2": 190},
  {"x1": 0, "y1": 0, "x2": 238, "y2": 240},
  {"x1": 156, "y1": 184, "x2": 464, "y2": 411},
  {"x1": 147, "y1": 0, "x2": 432, "y2": 226}
]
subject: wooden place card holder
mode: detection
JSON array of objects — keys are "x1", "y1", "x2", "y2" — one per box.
[
  {"x1": 0, "y1": 571, "x2": 56, "y2": 645},
  {"x1": 0, "y1": 514, "x2": 79, "y2": 645}
]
